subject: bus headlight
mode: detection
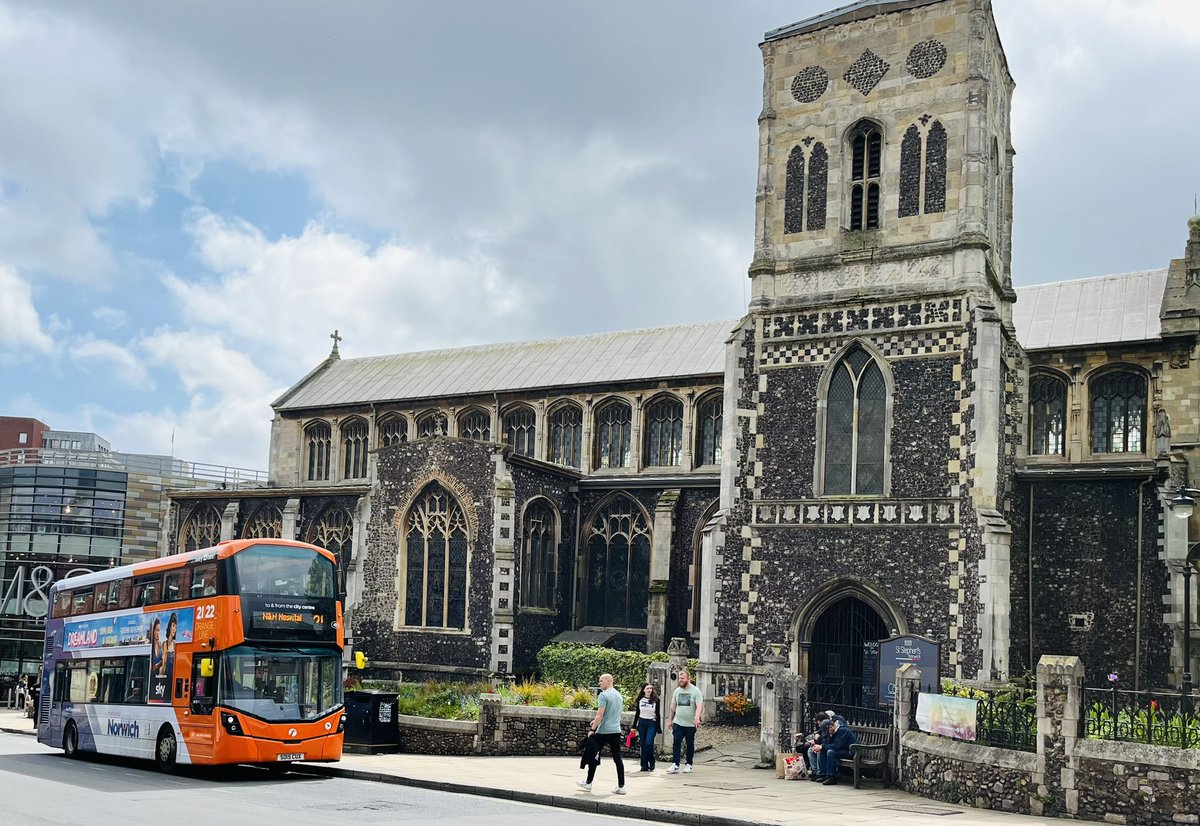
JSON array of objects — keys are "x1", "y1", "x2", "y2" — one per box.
[
  {"x1": 222, "y1": 713, "x2": 244, "y2": 735},
  {"x1": 337, "y1": 714, "x2": 346, "y2": 733}
]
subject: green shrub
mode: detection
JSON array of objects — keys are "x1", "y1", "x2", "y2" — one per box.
[
  {"x1": 536, "y1": 643, "x2": 698, "y2": 702},
  {"x1": 567, "y1": 688, "x2": 595, "y2": 709},
  {"x1": 538, "y1": 683, "x2": 566, "y2": 708}
]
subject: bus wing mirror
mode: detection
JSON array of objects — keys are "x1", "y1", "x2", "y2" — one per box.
[
  {"x1": 199, "y1": 658, "x2": 215, "y2": 678},
  {"x1": 354, "y1": 652, "x2": 368, "y2": 670}
]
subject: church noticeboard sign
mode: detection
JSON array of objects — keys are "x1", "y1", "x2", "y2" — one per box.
[{"x1": 876, "y1": 634, "x2": 940, "y2": 706}]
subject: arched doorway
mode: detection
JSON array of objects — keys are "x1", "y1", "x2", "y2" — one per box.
[{"x1": 807, "y1": 595, "x2": 888, "y2": 707}]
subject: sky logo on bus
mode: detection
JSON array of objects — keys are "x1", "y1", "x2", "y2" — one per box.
[
  {"x1": 107, "y1": 719, "x2": 140, "y2": 739},
  {"x1": 66, "y1": 627, "x2": 99, "y2": 648}
]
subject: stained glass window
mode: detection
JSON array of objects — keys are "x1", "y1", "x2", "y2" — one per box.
[
  {"x1": 181, "y1": 505, "x2": 221, "y2": 552},
  {"x1": 402, "y1": 484, "x2": 469, "y2": 629},
  {"x1": 417, "y1": 411, "x2": 447, "y2": 438},
  {"x1": 594, "y1": 400, "x2": 632, "y2": 469},
  {"x1": 521, "y1": 501, "x2": 556, "y2": 609},
  {"x1": 378, "y1": 414, "x2": 407, "y2": 448},
  {"x1": 823, "y1": 347, "x2": 887, "y2": 495},
  {"x1": 549, "y1": 403, "x2": 583, "y2": 468},
  {"x1": 458, "y1": 409, "x2": 491, "y2": 442},
  {"x1": 1029, "y1": 374, "x2": 1067, "y2": 456},
  {"x1": 305, "y1": 421, "x2": 331, "y2": 481},
  {"x1": 1090, "y1": 371, "x2": 1146, "y2": 454},
  {"x1": 341, "y1": 418, "x2": 369, "y2": 479},
  {"x1": 644, "y1": 396, "x2": 684, "y2": 467},
  {"x1": 504, "y1": 406, "x2": 536, "y2": 457},
  {"x1": 585, "y1": 497, "x2": 650, "y2": 629},
  {"x1": 696, "y1": 393, "x2": 723, "y2": 466},
  {"x1": 240, "y1": 504, "x2": 282, "y2": 539},
  {"x1": 309, "y1": 506, "x2": 354, "y2": 599}
]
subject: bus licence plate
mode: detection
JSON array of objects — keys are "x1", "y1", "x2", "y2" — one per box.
[{"x1": 277, "y1": 753, "x2": 305, "y2": 761}]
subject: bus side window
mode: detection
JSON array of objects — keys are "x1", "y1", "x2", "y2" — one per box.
[
  {"x1": 72, "y1": 589, "x2": 94, "y2": 615},
  {"x1": 116, "y1": 579, "x2": 132, "y2": 610},
  {"x1": 52, "y1": 591, "x2": 72, "y2": 619},
  {"x1": 134, "y1": 576, "x2": 161, "y2": 607},
  {"x1": 164, "y1": 569, "x2": 191, "y2": 603},
  {"x1": 191, "y1": 563, "x2": 218, "y2": 598},
  {"x1": 106, "y1": 580, "x2": 121, "y2": 611},
  {"x1": 125, "y1": 657, "x2": 149, "y2": 704}
]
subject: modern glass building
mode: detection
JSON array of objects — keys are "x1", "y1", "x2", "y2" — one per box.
[{"x1": 0, "y1": 441, "x2": 265, "y2": 683}]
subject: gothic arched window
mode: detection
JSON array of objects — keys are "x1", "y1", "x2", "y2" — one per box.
[
  {"x1": 180, "y1": 505, "x2": 221, "y2": 552},
  {"x1": 458, "y1": 409, "x2": 491, "y2": 442},
  {"x1": 1090, "y1": 370, "x2": 1146, "y2": 454},
  {"x1": 309, "y1": 506, "x2": 353, "y2": 599},
  {"x1": 924, "y1": 121, "x2": 947, "y2": 214},
  {"x1": 785, "y1": 142, "x2": 829, "y2": 234},
  {"x1": 402, "y1": 483, "x2": 469, "y2": 629},
  {"x1": 378, "y1": 414, "x2": 407, "y2": 448},
  {"x1": 899, "y1": 120, "x2": 948, "y2": 218},
  {"x1": 549, "y1": 403, "x2": 583, "y2": 468},
  {"x1": 520, "y1": 500, "x2": 556, "y2": 610},
  {"x1": 1029, "y1": 374, "x2": 1067, "y2": 456},
  {"x1": 341, "y1": 418, "x2": 369, "y2": 479},
  {"x1": 305, "y1": 421, "x2": 331, "y2": 481},
  {"x1": 503, "y1": 405, "x2": 536, "y2": 457},
  {"x1": 585, "y1": 496, "x2": 650, "y2": 629},
  {"x1": 695, "y1": 393, "x2": 723, "y2": 467},
  {"x1": 822, "y1": 346, "x2": 888, "y2": 495},
  {"x1": 848, "y1": 121, "x2": 882, "y2": 230},
  {"x1": 241, "y1": 504, "x2": 282, "y2": 539},
  {"x1": 644, "y1": 396, "x2": 684, "y2": 467},
  {"x1": 416, "y1": 411, "x2": 447, "y2": 439},
  {"x1": 594, "y1": 399, "x2": 632, "y2": 469}
]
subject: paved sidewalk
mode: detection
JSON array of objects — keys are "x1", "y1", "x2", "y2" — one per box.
[{"x1": 0, "y1": 707, "x2": 1055, "y2": 826}]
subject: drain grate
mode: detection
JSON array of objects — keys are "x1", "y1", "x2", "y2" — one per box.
[{"x1": 873, "y1": 803, "x2": 962, "y2": 816}]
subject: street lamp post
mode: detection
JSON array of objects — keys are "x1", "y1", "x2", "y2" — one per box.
[{"x1": 1184, "y1": 560, "x2": 1194, "y2": 695}]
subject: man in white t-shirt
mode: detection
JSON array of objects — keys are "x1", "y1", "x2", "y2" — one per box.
[{"x1": 665, "y1": 670, "x2": 703, "y2": 774}]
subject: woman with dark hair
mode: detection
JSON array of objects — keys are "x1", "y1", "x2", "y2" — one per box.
[
  {"x1": 636, "y1": 682, "x2": 661, "y2": 772},
  {"x1": 162, "y1": 613, "x2": 178, "y2": 679}
]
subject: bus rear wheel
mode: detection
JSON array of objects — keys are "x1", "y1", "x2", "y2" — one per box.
[
  {"x1": 155, "y1": 727, "x2": 178, "y2": 774},
  {"x1": 62, "y1": 721, "x2": 79, "y2": 758}
]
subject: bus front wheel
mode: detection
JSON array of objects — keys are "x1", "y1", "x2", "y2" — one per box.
[
  {"x1": 62, "y1": 721, "x2": 79, "y2": 758},
  {"x1": 155, "y1": 727, "x2": 178, "y2": 774}
]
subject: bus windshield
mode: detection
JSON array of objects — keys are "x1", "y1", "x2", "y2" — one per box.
[
  {"x1": 233, "y1": 544, "x2": 335, "y2": 599},
  {"x1": 218, "y1": 645, "x2": 342, "y2": 722}
]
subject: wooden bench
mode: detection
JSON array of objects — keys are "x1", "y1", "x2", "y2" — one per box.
[{"x1": 838, "y1": 725, "x2": 893, "y2": 788}]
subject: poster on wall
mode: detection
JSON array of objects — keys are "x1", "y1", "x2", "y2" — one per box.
[
  {"x1": 876, "y1": 634, "x2": 940, "y2": 706},
  {"x1": 915, "y1": 692, "x2": 978, "y2": 741}
]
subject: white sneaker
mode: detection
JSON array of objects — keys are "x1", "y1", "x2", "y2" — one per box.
[
  {"x1": 614, "y1": 787, "x2": 626, "y2": 795},
  {"x1": 665, "y1": 764, "x2": 680, "y2": 774},
  {"x1": 682, "y1": 764, "x2": 693, "y2": 773},
  {"x1": 576, "y1": 780, "x2": 592, "y2": 791}
]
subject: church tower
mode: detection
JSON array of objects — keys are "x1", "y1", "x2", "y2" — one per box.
[{"x1": 706, "y1": 0, "x2": 1020, "y2": 691}]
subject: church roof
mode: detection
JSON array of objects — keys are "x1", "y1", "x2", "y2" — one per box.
[
  {"x1": 1013, "y1": 269, "x2": 1169, "y2": 351},
  {"x1": 764, "y1": 0, "x2": 945, "y2": 41},
  {"x1": 273, "y1": 320, "x2": 733, "y2": 411}
]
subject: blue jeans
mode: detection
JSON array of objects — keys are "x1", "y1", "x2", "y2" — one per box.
[
  {"x1": 637, "y1": 719, "x2": 657, "y2": 770},
  {"x1": 671, "y1": 724, "x2": 696, "y2": 766},
  {"x1": 819, "y1": 747, "x2": 845, "y2": 779}
]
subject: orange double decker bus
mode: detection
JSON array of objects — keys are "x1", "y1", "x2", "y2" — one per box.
[{"x1": 36, "y1": 539, "x2": 345, "y2": 772}]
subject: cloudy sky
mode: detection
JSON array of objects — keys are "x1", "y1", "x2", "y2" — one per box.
[{"x1": 2, "y1": 0, "x2": 1197, "y2": 470}]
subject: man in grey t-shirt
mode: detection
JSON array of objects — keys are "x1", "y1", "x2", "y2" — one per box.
[
  {"x1": 666, "y1": 669, "x2": 704, "y2": 773},
  {"x1": 577, "y1": 673, "x2": 626, "y2": 795}
]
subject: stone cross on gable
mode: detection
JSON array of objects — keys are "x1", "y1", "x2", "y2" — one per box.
[{"x1": 330, "y1": 329, "x2": 342, "y2": 358}]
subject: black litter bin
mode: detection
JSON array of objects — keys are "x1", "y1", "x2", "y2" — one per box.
[{"x1": 343, "y1": 690, "x2": 400, "y2": 754}]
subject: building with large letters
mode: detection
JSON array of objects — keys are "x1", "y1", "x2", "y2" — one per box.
[{"x1": 167, "y1": 0, "x2": 1199, "y2": 700}]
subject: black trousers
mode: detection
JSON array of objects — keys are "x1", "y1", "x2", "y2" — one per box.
[{"x1": 585, "y1": 732, "x2": 625, "y2": 786}]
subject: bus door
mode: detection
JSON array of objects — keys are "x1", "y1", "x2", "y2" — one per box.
[
  {"x1": 48, "y1": 662, "x2": 66, "y2": 741},
  {"x1": 181, "y1": 655, "x2": 217, "y2": 762}
]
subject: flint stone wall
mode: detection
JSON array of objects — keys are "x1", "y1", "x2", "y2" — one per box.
[{"x1": 396, "y1": 699, "x2": 634, "y2": 756}]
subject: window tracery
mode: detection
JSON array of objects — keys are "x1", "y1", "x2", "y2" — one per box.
[
  {"x1": 822, "y1": 346, "x2": 888, "y2": 495},
  {"x1": 180, "y1": 505, "x2": 221, "y2": 552},
  {"x1": 241, "y1": 504, "x2": 282, "y2": 539},
  {"x1": 584, "y1": 496, "x2": 650, "y2": 629},
  {"x1": 1029, "y1": 374, "x2": 1067, "y2": 456},
  {"x1": 378, "y1": 415, "x2": 407, "y2": 448},
  {"x1": 402, "y1": 483, "x2": 469, "y2": 629},
  {"x1": 696, "y1": 393, "x2": 723, "y2": 467},
  {"x1": 549, "y1": 403, "x2": 583, "y2": 468},
  {"x1": 1090, "y1": 371, "x2": 1146, "y2": 454},
  {"x1": 594, "y1": 400, "x2": 632, "y2": 469},
  {"x1": 644, "y1": 396, "x2": 683, "y2": 467},
  {"x1": 503, "y1": 406, "x2": 536, "y2": 457},
  {"x1": 848, "y1": 121, "x2": 882, "y2": 230},
  {"x1": 520, "y1": 500, "x2": 556, "y2": 610},
  {"x1": 341, "y1": 418, "x2": 369, "y2": 479},
  {"x1": 458, "y1": 409, "x2": 491, "y2": 442},
  {"x1": 305, "y1": 421, "x2": 331, "y2": 481}
]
